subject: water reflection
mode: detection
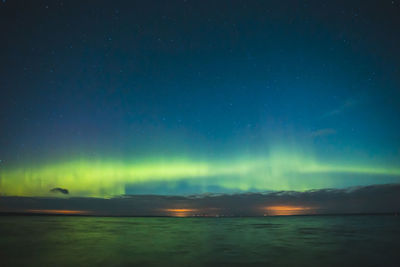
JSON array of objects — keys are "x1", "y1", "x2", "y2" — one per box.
[{"x1": 1, "y1": 216, "x2": 399, "y2": 266}]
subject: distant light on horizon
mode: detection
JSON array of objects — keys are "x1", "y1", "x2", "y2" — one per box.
[
  {"x1": 26, "y1": 209, "x2": 90, "y2": 215},
  {"x1": 264, "y1": 205, "x2": 316, "y2": 216},
  {"x1": 164, "y1": 208, "x2": 198, "y2": 217}
]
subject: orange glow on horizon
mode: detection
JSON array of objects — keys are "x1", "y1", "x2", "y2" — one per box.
[
  {"x1": 264, "y1": 205, "x2": 315, "y2": 216},
  {"x1": 163, "y1": 208, "x2": 197, "y2": 217},
  {"x1": 164, "y1": 209, "x2": 196, "y2": 212},
  {"x1": 26, "y1": 209, "x2": 90, "y2": 215}
]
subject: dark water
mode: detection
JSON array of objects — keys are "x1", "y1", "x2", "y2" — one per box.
[{"x1": 1, "y1": 215, "x2": 399, "y2": 266}]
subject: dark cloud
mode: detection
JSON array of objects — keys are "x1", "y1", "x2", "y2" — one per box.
[
  {"x1": 2, "y1": 184, "x2": 400, "y2": 216},
  {"x1": 50, "y1": 188, "x2": 69, "y2": 195}
]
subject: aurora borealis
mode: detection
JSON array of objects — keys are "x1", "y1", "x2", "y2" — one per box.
[
  {"x1": 1, "y1": 150, "x2": 400, "y2": 197},
  {"x1": 1, "y1": 1, "x2": 400, "y2": 201}
]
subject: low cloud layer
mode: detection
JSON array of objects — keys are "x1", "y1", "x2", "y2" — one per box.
[{"x1": 1, "y1": 184, "x2": 400, "y2": 216}]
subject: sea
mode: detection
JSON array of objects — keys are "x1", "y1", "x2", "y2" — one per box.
[{"x1": 1, "y1": 215, "x2": 399, "y2": 266}]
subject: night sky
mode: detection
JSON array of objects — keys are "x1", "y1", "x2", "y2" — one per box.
[{"x1": 1, "y1": 0, "x2": 400, "y2": 199}]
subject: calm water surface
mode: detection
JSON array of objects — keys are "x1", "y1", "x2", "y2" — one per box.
[{"x1": 1, "y1": 215, "x2": 399, "y2": 266}]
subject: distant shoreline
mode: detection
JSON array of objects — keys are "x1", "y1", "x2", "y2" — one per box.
[{"x1": 0, "y1": 211, "x2": 398, "y2": 218}]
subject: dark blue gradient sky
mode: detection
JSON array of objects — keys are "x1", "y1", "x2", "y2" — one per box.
[{"x1": 1, "y1": 1, "x2": 400, "y2": 197}]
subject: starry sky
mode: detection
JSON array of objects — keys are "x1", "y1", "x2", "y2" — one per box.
[{"x1": 1, "y1": 0, "x2": 400, "y2": 198}]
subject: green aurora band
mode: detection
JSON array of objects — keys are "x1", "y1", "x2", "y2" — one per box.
[{"x1": 1, "y1": 149, "x2": 399, "y2": 197}]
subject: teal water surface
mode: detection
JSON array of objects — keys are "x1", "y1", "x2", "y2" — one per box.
[{"x1": 1, "y1": 215, "x2": 399, "y2": 266}]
